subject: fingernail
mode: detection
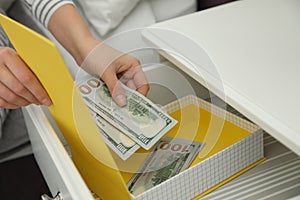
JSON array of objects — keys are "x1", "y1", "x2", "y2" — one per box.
[
  {"x1": 42, "y1": 98, "x2": 52, "y2": 106},
  {"x1": 116, "y1": 94, "x2": 126, "y2": 107}
]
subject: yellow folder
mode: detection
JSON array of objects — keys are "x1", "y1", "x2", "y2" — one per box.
[
  {"x1": 0, "y1": 14, "x2": 132, "y2": 199},
  {"x1": 0, "y1": 15, "x2": 264, "y2": 199}
]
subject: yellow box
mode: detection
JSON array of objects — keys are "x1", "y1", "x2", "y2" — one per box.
[{"x1": 115, "y1": 95, "x2": 264, "y2": 199}]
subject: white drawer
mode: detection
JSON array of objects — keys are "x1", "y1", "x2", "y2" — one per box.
[
  {"x1": 23, "y1": 64, "x2": 300, "y2": 199},
  {"x1": 22, "y1": 105, "x2": 94, "y2": 200}
]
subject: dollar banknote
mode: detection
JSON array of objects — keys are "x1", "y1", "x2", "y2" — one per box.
[
  {"x1": 127, "y1": 137, "x2": 205, "y2": 195},
  {"x1": 89, "y1": 109, "x2": 140, "y2": 160},
  {"x1": 77, "y1": 75, "x2": 177, "y2": 150}
]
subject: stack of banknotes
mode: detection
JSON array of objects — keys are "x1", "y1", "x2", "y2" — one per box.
[
  {"x1": 127, "y1": 137, "x2": 205, "y2": 195},
  {"x1": 77, "y1": 75, "x2": 178, "y2": 160}
]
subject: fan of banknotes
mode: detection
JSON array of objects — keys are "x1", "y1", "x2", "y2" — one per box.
[{"x1": 77, "y1": 75, "x2": 178, "y2": 160}]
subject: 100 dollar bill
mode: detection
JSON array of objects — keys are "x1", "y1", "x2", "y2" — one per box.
[
  {"x1": 127, "y1": 137, "x2": 205, "y2": 196},
  {"x1": 77, "y1": 75, "x2": 177, "y2": 150},
  {"x1": 89, "y1": 109, "x2": 140, "y2": 160}
]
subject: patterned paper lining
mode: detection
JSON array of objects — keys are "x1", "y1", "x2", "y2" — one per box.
[
  {"x1": 132, "y1": 96, "x2": 263, "y2": 199},
  {"x1": 162, "y1": 95, "x2": 259, "y2": 133}
]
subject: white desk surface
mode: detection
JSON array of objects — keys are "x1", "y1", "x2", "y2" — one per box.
[{"x1": 142, "y1": 0, "x2": 300, "y2": 156}]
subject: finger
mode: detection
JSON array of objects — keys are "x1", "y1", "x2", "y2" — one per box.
[
  {"x1": 0, "y1": 98, "x2": 18, "y2": 109},
  {"x1": 5, "y1": 54, "x2": 52, "y2": 106},
  {"x1": 136, "y1": 84, "x2": 149, "y2": 96},
  {"x1": 126, "y1": 79, "x2": 137, "y2": 91},
  {"x1": 101, "y1": 70, "x2": 126, "y2": 107},
  {"x1": 118, "y1": 72, "x2": 130, "y2": 85},
  {"x1": 0, "y1": 82, "x2": 30, "y2": 107},
  {"x1": 124, "y1": 72, "x2": 149, "y2": 96},
  {"x1": 0, "y1": 64, "x2": 40, "y2": 105},
  {"x1": 133, "y1": 68, "x2": 149, "y2": 96}
]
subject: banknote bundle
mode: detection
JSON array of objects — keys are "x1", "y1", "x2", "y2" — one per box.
[
  {"x1": 77, "y1": 75, "x2": 177, "y2": 160},
  {"x1": 127, "y1": 137, "x2": 205, "y2": 195}
]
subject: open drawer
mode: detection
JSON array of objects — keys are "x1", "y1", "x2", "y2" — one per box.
[{"x1": 23, "y1": 64, "x2": 300, "y2": 200}]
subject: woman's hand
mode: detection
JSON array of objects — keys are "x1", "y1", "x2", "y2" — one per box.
[
  {"x1": 81, "y1": 43, "x2": 149, "y2": 106},
  {"x1": 0, "y1": 47, "x2": 52, "y2": 108}
]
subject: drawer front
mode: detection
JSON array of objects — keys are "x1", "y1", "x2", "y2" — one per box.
[{"x1": 22, "y1": 105, "x2": 94, "y2": 200}]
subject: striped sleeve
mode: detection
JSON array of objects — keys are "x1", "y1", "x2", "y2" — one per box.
[
  {"x1": 0, "y1": 25, "x2": 10, "y2": 47},
  {"x1": 22, "y1": 0, "x2": 74, "y2": 28}
]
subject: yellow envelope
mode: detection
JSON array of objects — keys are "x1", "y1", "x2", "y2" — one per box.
[{"x1": 0, "y1": 14, "x2": 132, "y2": 199}]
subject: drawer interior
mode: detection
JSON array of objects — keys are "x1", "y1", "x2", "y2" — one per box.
[{"x1": 29, "y1": 61, "x2": 300, "y2": 200}]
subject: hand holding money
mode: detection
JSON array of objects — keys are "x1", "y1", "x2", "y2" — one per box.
[
  {"x1": 77, "y1": 75, "x2": 177, "y2": 159},
  {"x1": 80, "y1": 43, "x2": 149, "y2": 107}
]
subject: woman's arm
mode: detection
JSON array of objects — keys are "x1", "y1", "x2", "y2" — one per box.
[
  {"x1": 23, "y1": 0, "x2": 149, "y2": 106},
  {"x1": 47, "y1": 4, "x2": 99, "y2": 65}
]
